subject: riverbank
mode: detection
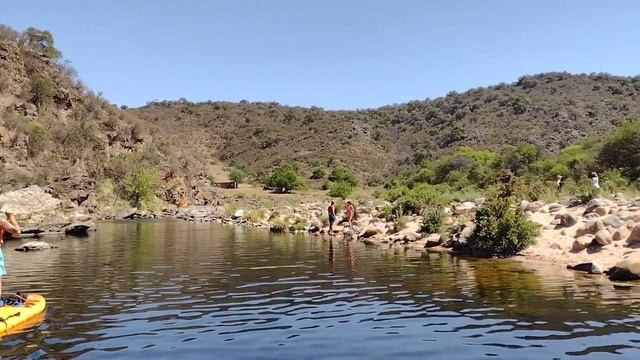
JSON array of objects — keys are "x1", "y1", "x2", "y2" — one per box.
[{"x1": 97, "y1": 192, "x2": 640, "y2": 275}]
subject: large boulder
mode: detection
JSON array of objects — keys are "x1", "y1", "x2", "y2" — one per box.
[
  {"x1": 567, "y1": 262, "x2": 603, "y2": 274},
  {"x1": 594, "y1": 229, "x2": 612, "y2": 246},
  {"x1": 560, "y1": 213, "x2": 579, "y2": 227},
  {"x1": 453, "y1": 202, "x2": 477, "y2": 215},
  {"x1": 583, "y1": 199, "x2": 609, "y2": 215},
  {"x1": 575, "y1": 219, "x2": 605, "y2": 237},
  {"x1": 627, "y1": 224, "x2": 640, "y2": 243},
  {"x1": 607, "y1": 253, "x2": 640, "y2": 281},
  {"x1": 61, "y1": 221, "x2": 96, "y2": 236},
  {"x1": 602, "y1": 215, "x2": 624, "y2": 228},
  {"x1": 526, "y1": 201, "x2": 545, "y2": 213}
]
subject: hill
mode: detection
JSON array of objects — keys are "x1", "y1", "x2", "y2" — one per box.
[{"x1": 1, "y1": 24, "x2": 639, "y2": 209}]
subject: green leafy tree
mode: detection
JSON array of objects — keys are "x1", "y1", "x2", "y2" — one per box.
[
  {"x1": 121, "y1": 168, "x2": 160, "y2": 208},
  {"x1": 25, "y1": 121, "x2": 49, "y2": 157},
  {"x1": 328, "y1": 167, "x2": 358, "y2": 187},
  {"x1": 599, "y1": 121, "x2": 640, "y2": 180},
  {"x1": 266, "y1": 163, "x2": 305, "y2": 193},
  {"x1": 28, "y1": 75, "x2": 56, "y2": 107},
  {"x1": 328, "y1": 180, "x2": 353, "y2": 199},
  {"x1": 229, "y1": 168, "x2": 247, "y2": 187},
  {"x1": 311, "y1": 167, "x2": 326, "y2": 180},
  {"x1": 468, "y1": 196, "x2": 538, "y2": 257},
  {"x1": 23, "y1": 27, "x2": 61, "y2": 58}
]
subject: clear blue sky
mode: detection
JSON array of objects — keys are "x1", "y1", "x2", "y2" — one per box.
[{"x1": 2, "y1": 0, "x2": 639, "y2": 109}]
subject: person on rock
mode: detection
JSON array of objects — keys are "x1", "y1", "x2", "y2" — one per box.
[
  {"x1": 327, "y1": 200, "x2": 337, "y2": 235},
  {"x1": 0, "y1": 209, "x2": 22, "y2": 301},
  {"x1": 345, "y1": 201, "x2": 355, "y2": 228}
]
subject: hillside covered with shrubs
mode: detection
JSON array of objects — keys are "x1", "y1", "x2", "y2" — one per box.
[{"x1": 0, "y1": 24, "x2": 639, "y2": 213}]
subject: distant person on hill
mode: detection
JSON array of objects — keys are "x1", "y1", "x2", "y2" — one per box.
[
  {"x1": 345, "y1": 201, "x2": 355, "y2": 228},
  {"x1": 590, "y1": 172, "x2": 600, "y2": 190},
  {"x1": 556, "y1": 175, "x2": 565, "y2": 193},
  {"x1": 0, "y1": 208, "x2": 22, "y2": 301},
  {"x1": 328, "y1": 200, "x2": 336, "y2": 235}
]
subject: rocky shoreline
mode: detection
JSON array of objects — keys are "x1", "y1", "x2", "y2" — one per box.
[{"x1": 9, "y1": 185, "x2": 640, "y2": 281}]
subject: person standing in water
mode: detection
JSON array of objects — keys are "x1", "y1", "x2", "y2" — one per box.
[
  {"x1": 327, "y1": 200, "x2": 336, "y2": 235},
  {"x1": 0, "y1": 210, "x2": 22, "y2": 299},
  {"x1": 345, "y1": 201, "x2": 355, "y2": 228}
]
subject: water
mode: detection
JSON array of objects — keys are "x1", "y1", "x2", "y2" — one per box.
[{"x1": 1, "y1": 221, "x2": 640, "y2": 359}]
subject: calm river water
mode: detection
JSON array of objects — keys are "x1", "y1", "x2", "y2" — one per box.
[{"x1": 1, "y1": 221, "x2": 639, "y2": 359}]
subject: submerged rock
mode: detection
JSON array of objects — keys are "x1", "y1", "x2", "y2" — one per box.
[{"x1": 14, "y1": 241, "x2": 57, "y2": 252}]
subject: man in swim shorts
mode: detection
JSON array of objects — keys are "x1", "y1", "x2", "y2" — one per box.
[{"x1": 328, "y1": 200, "x2": 336, "y2": 235}]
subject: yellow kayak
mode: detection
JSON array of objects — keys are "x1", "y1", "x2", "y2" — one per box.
[{"x1": 0, "y1": 294, "x2": 46, "y2": 334}]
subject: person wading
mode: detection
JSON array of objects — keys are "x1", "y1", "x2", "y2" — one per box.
[
  {"x1": 328, "y1": 200, "x2": 337, "y2": 235},
  {"x1": 345, "y1": 201, "x2": 355, "y2": 228}
]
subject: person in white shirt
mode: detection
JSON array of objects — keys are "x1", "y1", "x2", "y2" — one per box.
[{"x1": 590, "y1": 172, "x2": 600, "y2": 190}]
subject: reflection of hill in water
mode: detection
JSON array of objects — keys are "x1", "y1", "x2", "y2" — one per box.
[{"x1": 3, "y1": 221, "x2": 640, "y2": 358}]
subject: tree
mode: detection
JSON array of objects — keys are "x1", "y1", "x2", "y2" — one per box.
[
  {"x1": 311, "y1": 167, "x2": 326, "y2": 180},
  {"x1": 229, "y1": 168, "x2": 247, "y2": 187},
  {"x1": 328, "y1": 168, "x2": 358, "y2": 187},
  {"x1": 599, "y1": 121, "x2": 640, "y2": 180},
  {"x1": 25, "y1": 121, "x2": 49, "y2": 158},
  {"x1": 503, "y1": 143, "x2": 540, "y2": 175},
  {"x1": 328, "y1": 181, "x2": 353, "y2": 199},
  {"x1": 23, "y1": 27, "x2": 61, "y2": 58},
  {"x1": 265, "y1": 164, "x2": 305, "y2": 193},
  {"x1": 121, "y1": 168, "x2": 160, "y2": 208},
  {"x1": 28, "y1": 75, "x2": 56, "y2": 107}
]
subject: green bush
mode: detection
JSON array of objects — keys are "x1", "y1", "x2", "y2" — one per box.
[
  {"x1": 265, "y1": 163, "x2": 306, "y2": 193},
  {"x1": 311, "y1": 167, "x2": 326, "y2": 179},
  {"x1": 290, "y1": 217, "x2": 309, "y2": 231},
  {"x1": 23, "y1": 27, "x2": 61, "y2": 58},
  {"x1": 420, "y1": 207, "x2": 444, "y2": 234},
  {"x1": 468, "y1": 196, "x2": 538, "y2": 257},
  {"x1": 229, "y1": 168, "x2": 247, "y2": 186},
  {"x1": 599, "y1": 121, "x2": 640, "y2": 180},
  {"x1": 270, "y1": 218, "x2": 288, "y2": 233},
  {"x1": 328, "y1": 180, "x2": 353, "y2": 199},
  {"x1": 28, "y1": 75, "x2": 56, "y2": 107},
  {"x1": 120, "y1": 168, "x2": 160, "y2": 208},
  {"x1": 385, "y1": 184, "x2": 451, "y2": 215},
  {"x1": 328, "y1": 167, "x2": 358, "y2": 187},
  {"x1": 600, "y1": 169, "x2": 630, "y2": 193},
  {"x1": 25, "y1": 121, "x2": 49, "y2": 157}
]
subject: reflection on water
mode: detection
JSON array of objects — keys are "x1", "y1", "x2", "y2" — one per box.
[{"x1": 1, "y1": 221, "x2": 640, "y2": 359}]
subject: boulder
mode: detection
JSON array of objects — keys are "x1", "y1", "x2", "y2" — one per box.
[
  {"x1": 519, "y1": 200, "x2": 530, "y2": 211},
  {"x1": 602, "y1": 215, "x2": 624, "y2": 228},
  {"x1": 232, "y1": 209, "x2": 245, "y2": 219},
  {"x1": 526, "y1": 201, "x2": 545, "y2": 213},
  {"x1": 607, "y1": 253, "x2": 640, "y2": 281},
  {"x1": 308, "y1": 225, "x2": 320, "y2": 234},
  {"x1": 61, "y1": 222, "x2": 96, "y2": 236},
  {"x1": 566, "y1": 262, "x2": 603, "y2": 274},
  {"x1": 594, "y1": 229, "x2": 612, "y2": 246},
  {"x1": 627, "y1": 224, "x2": 640, "y2": 243},
  {"x1": 583, "y1": 213, "x2": 601, "y2": 220},
  {"x1": 583, "y1": 199, "x2": 609, "y2": 215},
  {"x1": 453, "y1": 202, "x2": 477, "y2": 215},
  {"x1": 343, "y1": 228, "x2": 354, "y2": 240},
  {"x1": 571, "y1": 239, "x2": 593, "y2": 252},
  {"x1": 560, "y1": 213, "x2": 579, "y2": 227},
  {"x1": 575, "y1": 220, "x2": 605, "y2": 237},
  {"x1": 14, "y1": 241, "x2": 57, "y2": 252},
  {"x1": 425, "y1": 234, "x2": 442, "y2": 248},
  {"x1": 612, "y1": 227, "x2": 630, "y2": 241},
  {"x1": 548, "y1": 204, "x2": 563, "y2": 213}
]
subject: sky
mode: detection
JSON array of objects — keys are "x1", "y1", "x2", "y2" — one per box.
[{"x1": 2, "y1": 0, "x2": 639, "y2": 109}]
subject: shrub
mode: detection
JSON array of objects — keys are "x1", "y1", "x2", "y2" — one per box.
[
  {"x1": 599, "y1": 121, "x2": 640, "y2": 180},
  {"x1": 468, "y1": 196, "x2": 538, "y2": 257},
  {"x1": 328, "y1": 180, "x2": 353, "y2": 199},
  {"x1": 265, "y1": 163, "x2": 306, "y2": 193},
  {"x1": 229, "y1": 168, "x2": 247, "y2": 186},
  {"x1": 290, "y1": 217, "x2": 309, "y2": 231},
  {"x1": 120, "y1": 168, "x2": 160, "y2": 208},
  {"x1": 246, "y1": 208, "x2": 266, "y2": 222},
  {"x1": 224, "y1": 203, "x2": 238, "y2": 217},
  {"x1": 311, "y1": 167, "x2": 326, "y2": 180},
  {"x1": 28, "y1": 75, "x2": 56, "y2": 107},
  {"x1": 388, "y1": 184, "x2": 451, "y2": 215},
  {"x1": 420, "y1": 207, "x2": 444, "y2": 234},
  {"x1": 270, "y1": 218, "x2": 288, "y2": 233},
  {"x1": 600, "y1": 169, "x2": 630, "y2": 193},
  {"x1": 328, "y1": 167, "x2": 358, "y2": 187},
  {"x1": 25, "y1": 121, "x2": 49, "y2": 157},
  {"x1": 394, "y1": 210, "x2": 408, "y2": 231}
]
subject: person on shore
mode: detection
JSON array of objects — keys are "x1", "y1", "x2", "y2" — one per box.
[
  {"x1": 0, "y1": 210, "x2": 22, "y2": 300},
  {"x1": 327, "y1": 200, "x2": 336, "y2": 235},
  {"x1": 590, "y1": 172, "x2": 600, "y2": 190},
  {"x1": 345, "y1": 201, "x2": 355, "y2": 228},
  {"x1": 556, "y1": 175, "x2": 564, "y2": 193}
]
